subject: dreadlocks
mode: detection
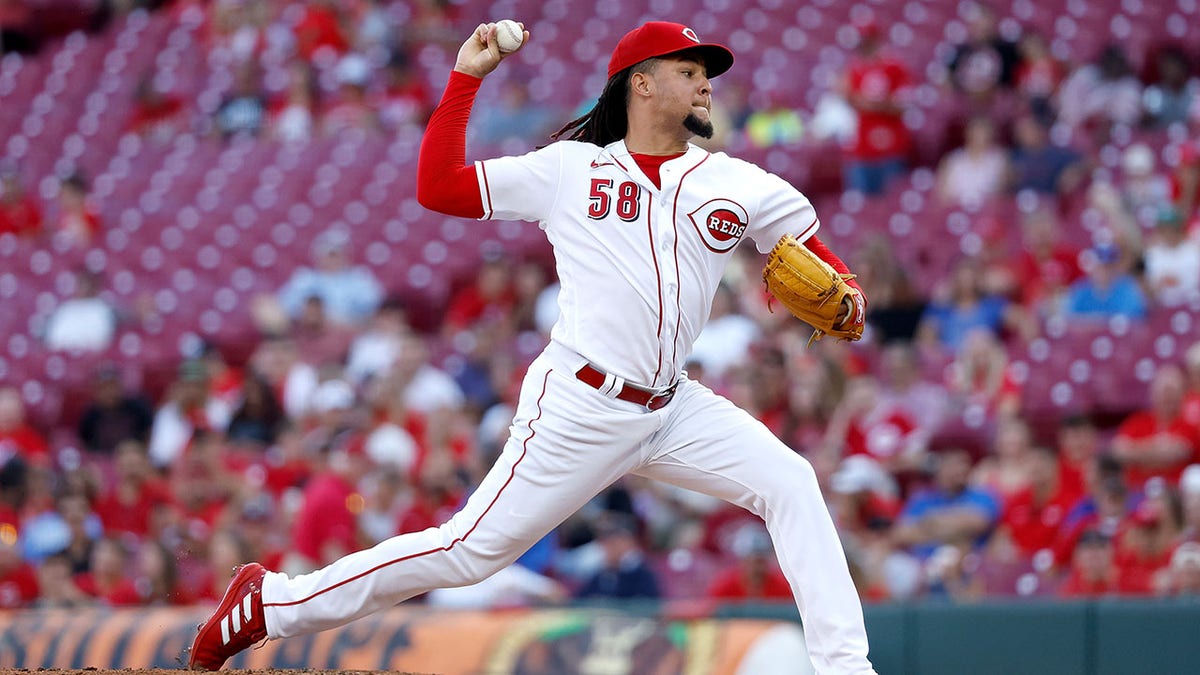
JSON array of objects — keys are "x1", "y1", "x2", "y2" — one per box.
[{"x1": 549, "y1": 60, "x2": 658, "y2": 146}]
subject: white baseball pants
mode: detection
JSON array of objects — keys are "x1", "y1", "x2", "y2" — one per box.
[{"x1": 261, "y1": 341, "x2": 876, "y2": 675}]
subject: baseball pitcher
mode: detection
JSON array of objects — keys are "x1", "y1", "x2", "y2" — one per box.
[{"x1": 190, "y1": 20, "x2": 875, "y2": 675}]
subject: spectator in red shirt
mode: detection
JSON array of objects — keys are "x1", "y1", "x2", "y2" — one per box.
[
  {"x1": 0, "y1": 386, "x2": 49, "y2": 464},
  {"x1": 293, "y1": 0, "x2": 349, "y2": 62},
  {"x1": 0, "y1": 162, "x2": 42, "y2": 237},
  {"x1": 443, "y1": 255, "x2": 517, "y2": 336},
  {"x1": 285, "y1": 444, "x2": 371, "y2": 575},
  {"x1": 51, "y1": 172, "x2": 101, "y2": 248},
  {"x1": 1056, "y1": 413, "x2": 1100, "y2": 500},
  {"x1": 127, "y1": 75, "x2": 188, "y2": 143},
  {"x1": 1013, "y1": 32, "x2": 1063, "y2": 120},
  {"x1": 1112, "y1": 486, "x2": 1183, "y2": 595},
  {"x1": 1058, "y1": 528, "x2": 1120, "y2": 597},
  {"x1": 971, "y1": 417, "x2": 1036, "y2": 500},
  {"x1": 1112, "y1": 364, "x2": 1200, "y2": 493},
  {"x1": 74, "y1": 536, "x2": 140, "y2": 606},
  {"x1": 839, "y1": 16, "x2": 912, "y2": 195},
  {"x1": 0, "y1": 522, "x2": 38, "y2": 609},
  {"x1": 93, "y1": 440, "x2": 170, "y2": 539},
  {"x1": 1011, "y1": 208, "x2": 1082, "y2": 312},
  {"x1": 375, "y1": 52, "x2": 433, "y2": 133},
  {"x1": 706, "y1": 523, "x2": 793, "y2": 601},
  {"x1": 999, "y1": 446, "x2": 1082, "y2": 560}
]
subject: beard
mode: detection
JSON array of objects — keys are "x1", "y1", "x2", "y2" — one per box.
[{"x1": 683, "y1": 112, "x2": 714, "y2": 139}]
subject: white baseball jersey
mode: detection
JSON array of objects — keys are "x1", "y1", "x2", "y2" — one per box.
[
  {"x1": 476, "y1": 139, "x2": 819, "y2": 388},
  {"x1": 260, "y1": 137, "x2": 876, "y2": 674}
]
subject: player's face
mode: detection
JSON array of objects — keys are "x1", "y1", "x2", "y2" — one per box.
[{"x1": 651, "y1": 55, "x2": 714, "y2": 139}]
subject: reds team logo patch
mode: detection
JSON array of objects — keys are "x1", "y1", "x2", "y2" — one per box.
[{"x1": 688, "y1": 199, "x2": 749, "y2": 253}]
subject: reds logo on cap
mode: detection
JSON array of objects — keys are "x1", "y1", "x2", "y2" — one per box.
[{"x1": 688, "y1": 199, "x2": 749, "y2": 253}]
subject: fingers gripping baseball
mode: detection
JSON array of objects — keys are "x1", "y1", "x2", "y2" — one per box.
[{"x1": 454, "y1": 21, "x2": 529, "y2": 78}]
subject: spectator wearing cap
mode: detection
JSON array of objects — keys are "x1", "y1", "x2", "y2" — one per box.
[
  {"x1": 1052, "y1": 455, "x2": 1129, "y2": 569},
  {"x1": 1111, "y1": 364, "x2": 1199, "y2": 492},
  {"x1": 0, "y1": 386, "x2": 49, "y2": 465},
  {"x1": 1117, "y1": 143, "x2": 1174, "y2": 224},
  {"x1": 1144, "y1": 207, "x2": 1200, "y2": 308},
  {"x1": 1061, "y1": 243, "x2": 1147, "y2": 321},
  {"x1": 0, "y1": 161, "x2": 42, "y2": 238},
  {"x1": 575, "y1": 511, "x2": 661, "y2": 600},
  {"x1": 1112, "y1": 483, "x2": 1183, "y2": 595},
  {"x1": 837, "y1": 14, "x2": 913, "y2": 196},
  {"x1": 77, "y1": 365, "x2": 154, "y2": 456},
  {"x1": 277, "y1": 228, "x2": 384, "y2": 326},
  {"x1": 1057, "y1": 529, "x2": 1120, "y2": 597},
  {"x1": 892, "y1": 447, "x2": 1001, "y2": 562}
]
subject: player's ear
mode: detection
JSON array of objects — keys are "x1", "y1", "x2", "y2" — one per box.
[{"x1": 630, "y1": 71, "x2": 653, "y2": 97}]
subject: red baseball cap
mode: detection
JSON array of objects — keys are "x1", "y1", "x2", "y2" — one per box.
[{"x1": 607, "y1": 21, "x2": 734, "y2": 79}]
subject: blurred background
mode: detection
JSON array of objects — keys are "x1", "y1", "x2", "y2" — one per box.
[{"x1": 1, "y1": 0, "x2": 1200, "y2": 672}]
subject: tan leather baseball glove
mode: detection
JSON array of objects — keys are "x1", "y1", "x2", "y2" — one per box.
[{"x1": 762, "y1": 234, "x2": 865, "y2": 346}]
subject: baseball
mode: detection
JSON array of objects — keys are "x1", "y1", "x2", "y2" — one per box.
[{"x1": 495, "y1": 19, "x2": 523, "y2": 53}]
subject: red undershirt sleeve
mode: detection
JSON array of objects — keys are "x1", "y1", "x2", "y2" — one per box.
[
  {"x1": 416, "y1": 71, "x2": 485, "y2": 218},
  {"x1": 804, "y1": 235, "x2": 864, "y2": 296}
]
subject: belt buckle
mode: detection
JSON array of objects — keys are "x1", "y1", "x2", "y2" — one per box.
[{"x1": 645, "y1": 383, "x2": 678, "y2": 411}]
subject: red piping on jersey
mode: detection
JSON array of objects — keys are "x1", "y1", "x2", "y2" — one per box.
[
  {"x1": 479, "y1": 162, "x2": 494, "y2": 219},
  {"x1": 646, "y1": 199, "x2": 665, "y2": 386},
  {"x1": 669, "y1": 155, "x2": 710, "y2": 380},
  {"x1": 416, "y1": 71, "x2": 486, "y2": 218},
  {"x1": 263, "y1": 369, "x2": 554, "y2": 609}
]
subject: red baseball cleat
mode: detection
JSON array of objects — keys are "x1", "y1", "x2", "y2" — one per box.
[{"x1": 188, "y1": 563, "x2": 268, "y2": 670}]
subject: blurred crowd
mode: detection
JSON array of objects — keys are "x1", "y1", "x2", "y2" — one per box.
[{"x1": 3, "y1": 0, "x2": 1200, "y2": 612}]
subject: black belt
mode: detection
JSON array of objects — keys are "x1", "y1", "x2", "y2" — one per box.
[{"x1": 575, "y1": 363, "x2": 678, "y2": 411}]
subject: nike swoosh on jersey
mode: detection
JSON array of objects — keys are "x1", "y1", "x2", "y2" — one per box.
[{"x1": 590, "y1": 160, "x2": 614, "y2": 169}]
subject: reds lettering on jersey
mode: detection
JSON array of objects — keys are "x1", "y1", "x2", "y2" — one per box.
[{"x1": 476, "y1": 140, "x2": 819, "y2": 388}]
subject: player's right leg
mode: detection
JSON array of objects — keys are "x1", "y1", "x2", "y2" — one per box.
[{"x1": 189, "y1": 344, "x2": 660, "y2": 669}]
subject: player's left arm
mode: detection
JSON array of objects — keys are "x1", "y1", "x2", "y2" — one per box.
[{"x1": 748, "y1": 168, "x2": 866, "y2": 331}]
